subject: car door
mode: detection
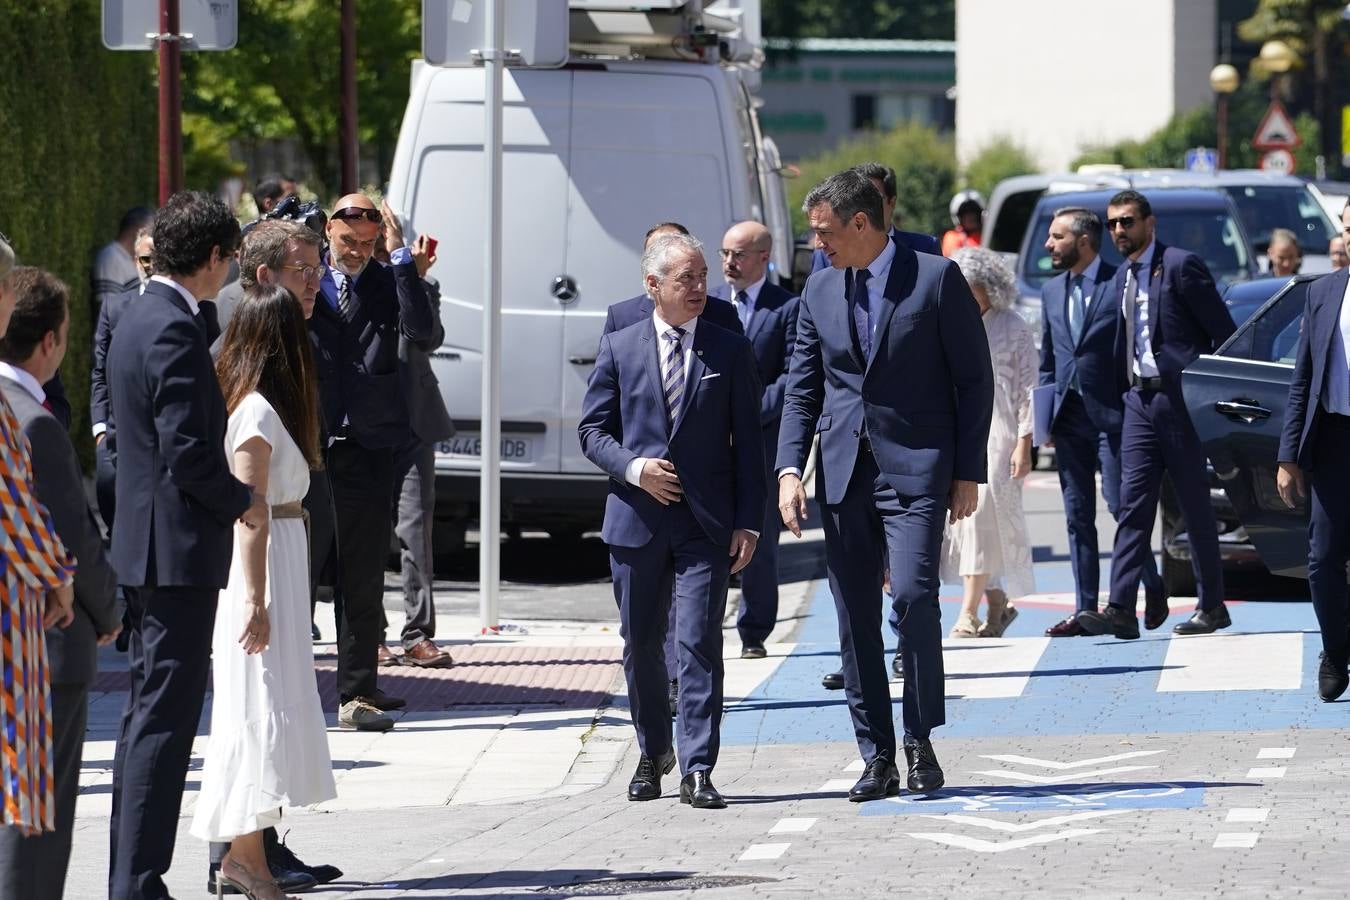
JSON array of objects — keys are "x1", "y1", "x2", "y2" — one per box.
[{"x1": 1180, "y1": 278, "x2": 1313, "y2": 578}]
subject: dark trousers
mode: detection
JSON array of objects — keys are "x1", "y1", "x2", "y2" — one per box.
[
  {"x1": 329, "y1": 439, "x2": 395, "y2": 702},
  {"x1": 109, "y1": 586, "x2": 217, "y2": 900},
  {"x1": 0, "y1": 683, "x2": 87, "y2": 900},
  {"x1": 821, "y1": 449, "x2": 945, "y2": 762},
  {"x1": 95, "y1": 438, "x2": 117, "y2": 528},
  {"x1": 736, "y1": 454, "x2": 782, "y2": 645},
  {"x1": 610, "y1": 501, "x2": 729, "y2": 774},
  {"x1": 1307, "y1": 417, "x2": 1350, "y2": 662},
  {"x1": 304, "y1": 467, "x2": 338, "y2": 617},
  {"x1": 1110, "y1": 385, "x2": 1223, "y2": 612},
  {"x1": 392, "y1": 440, "x2": 437, "y2": 648},
  {"x1": 1053, "y1": 391, "x2": 1163, "y2": 612}
]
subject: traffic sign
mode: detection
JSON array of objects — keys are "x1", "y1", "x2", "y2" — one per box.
[
  {"x1": 423, "y1": 0, "x2": 569, "y2": 67},
  {"x1": 1184, "y1": 147, "x2": 1218, "y2": 173},
  {"x1": 102, "y1": 0, "x2": 237, "y2": 51},
  {"x1": 1260, "y1": 149, "x2": 1296, "y2": 175},
  {"x1": 1252, "y1": 101, "x2": 1301, "y2": 150}
]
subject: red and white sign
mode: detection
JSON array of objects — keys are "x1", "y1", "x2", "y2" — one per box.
[
  {"x1": 1260, "y1": 149, "x2": 1296, "y2": 175},
  {"x1": 1253, "y1": 101, "x2": 1301, "y2": 150}
]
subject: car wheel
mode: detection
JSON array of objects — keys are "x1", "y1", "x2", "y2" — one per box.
[{"x1": 1162, "y1": 545, "x2": 1197, "y2": 597}]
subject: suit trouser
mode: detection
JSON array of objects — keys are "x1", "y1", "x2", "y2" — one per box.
[
  {"x1": 0, "y1": 682, "x2": 86, "y2": 900},
  {"x1": 392, "y1": 439, "x2": 438, "y2": 648},
  {"x1": 736, "y1": 451, "x2": 782, "y2": 645},
  {"x1": 95, "y1": 438, "x2": 117, "y2": 528},
  {"x1": 1307, "y1": 417, "x2": 1350, "y2": 662},
  {"x1": 1109, "y1": 384, "x2": 1223, "y2": 612},
  {"x1": 610, "y1": 502, "x2": 730, "y2": 774},
  {"x1": 822, "y1": 449, "x2": 946, "y2": 762},
  {"x1": 329, "y1": 440, "x2": 395, "y2": 702},
  {"x1": 1053, "y1": 391, "x2": 1163, "y2": 612},
  {"x1": 109, "y1": 586, "x2": 217, "y2": 900}
]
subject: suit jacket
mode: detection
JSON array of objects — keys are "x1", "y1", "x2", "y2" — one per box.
[
  {"x1": 310, "y1": 257, "x2": 436, "y2": 450},
  {"x1": 578, "y1": 320, "x2": 765, "y2": 550},
  {"x1": 399, "y1": 275, "x2": 454, "y2": 445},
  {"x1": 2, "y1": 375, "x2": 119, "y2": 685},
  {"x1": 106, "y1": 279, "x2": 252, "y2": 588},
  {"x1": 213, "y1": 278, "x2": 245, "y2": 335},
  {"x1": 709, "y1": 282, "x2": 799, "y2": 429},
  {"x1": 39, "y1": 371, "x2": 71, "y2": 431},
  {"x1": 602, "y1": 292, "x2": 744, "y2": 337},
  {"x1": 91, "y1": 284, "x2": 140, "y2": 435},
  {"x1": 1038, "y1": 260, "x2": 1122, "y2": 433},
  {"x1": 777, "y1": 235, "x2": 995, "y2": 503},
  {"x1": 1112, "y1": 241, "x2": 1236, "y2": 394},
  {"x1": 1279, "y1": 267, "x2": 1350, "y2": 471},
  {"x1": 811, "y1": 227, "x2": 940, "y2": 274}
]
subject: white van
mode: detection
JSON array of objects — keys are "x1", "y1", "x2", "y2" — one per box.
[{"x1": 384, "y1": 4, "x2": 789, "y2": 549}]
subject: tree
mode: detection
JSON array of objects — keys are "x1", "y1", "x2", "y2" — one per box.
[
  {"x1": 962, "y1": 138, "x2": 1039, "y2": 200},
  {"x1": 763, "y1": 0, "x2": 955, "y2": 41}
]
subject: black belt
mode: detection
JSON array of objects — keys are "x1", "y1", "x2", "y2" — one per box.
[
  {"x1": 1323, "y1": 413, "x2": 1350, "y2": 429},
  {"x1": 1131, "y1": 375, "x2": 1164, "y2": 391}
]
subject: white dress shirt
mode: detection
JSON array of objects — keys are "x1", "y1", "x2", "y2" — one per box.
[
  {"x1": 0, "y1": 362, "x2": 46, "y2": 406},
  {"x1": 1124, "y1": 240, "x2": 1159, "y2": 378},
  {"x1": 1321, "y1": 275, "x2": 1350, "y2": 415},
  {"x1": 150, "y1": 274, "x2": 201, "y2": 316}
]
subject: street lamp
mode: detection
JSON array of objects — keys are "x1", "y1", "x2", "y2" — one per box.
[
  {"x1": 1209, "y1": 63, "x2": 1240, "y2": 170},
  {"x1": 1258, "y1": 39, "x2": 1296, "y2": 75}
]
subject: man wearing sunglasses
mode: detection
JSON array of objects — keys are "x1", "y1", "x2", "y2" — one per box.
[
  {"x1": 1078, "y1": 189, "x2": 1236, "y2": 642},
  {"x1": 310, "y1": 194, "x2": 437, "y2": 732}
]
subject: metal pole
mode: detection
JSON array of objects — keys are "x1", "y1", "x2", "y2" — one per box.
[
  {"x1": 1217, "y1": 94, "x2": 1229, "y2": 170},
  {"x1": 479, "y1": 0, "x2": 505, "y2": 631},
  {"x1": 157, "y1": 0, "x2": 183, "y2": 204},
  {"x1": 339, "y1": 0, "x2": 359, "y2": 194}
]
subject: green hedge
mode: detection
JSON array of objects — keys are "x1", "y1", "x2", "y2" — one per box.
[{"x1": 0, "y1": 1, "x2": 157, "y2": 465}]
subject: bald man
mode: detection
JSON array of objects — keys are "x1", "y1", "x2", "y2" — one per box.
[
  {"x1": 312, "y1": 194, "x2": 438, "y2": 732},
  {"x1": 710, "y1": 221, "x2": 799, "y2": 656}
]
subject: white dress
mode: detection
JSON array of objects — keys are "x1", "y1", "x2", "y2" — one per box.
[
  {"x1": 941, "y1": 307, "x2": 1037, "y2": 599},
  {"x1": 191, "y1": 392, "x2": 336, "y2": 842}
]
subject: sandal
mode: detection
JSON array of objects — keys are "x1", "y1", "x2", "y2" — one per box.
[
  {"x1": 979, "y1": 603, "x2": 1019, "y2": 638},
  {"x1": 948, "y1": 611, "x2": 981, "y2": 638}
]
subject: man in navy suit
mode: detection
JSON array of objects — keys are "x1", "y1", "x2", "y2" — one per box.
[
  {"x1": 106, "y1": 192, "x2": 263, "y2": 900},
  {"x1": 1278, "y1": 210, "x2": 1350, "y2": 700},
  {"x1": 809, "y1": 163, "x2": 940, "y2": 276},
  {"x1": 708, "y1": 221, "x2": 798, "y2": 657},
  {"x1": 1038, "y1": 207, "x2": 1164, "y2": 636},
  {"x1": 580, "y1": 232, "x2": 765, "y2": 809},
  {"x1": 778, "y1": 170, "x2": 993, "y2": 800},
  {"x1": 310, "y1": 194, "x2": 437, "y2": 732},
  {"x1": 1080, "y1": 190, "x2": 1236, "y2": 641}
]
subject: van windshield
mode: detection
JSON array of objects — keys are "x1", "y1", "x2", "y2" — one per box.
[
  {"x1": 1221, "y1": 184, "x2": 1337, "y2": 250},
  {"x1": 1022, "y1": 207, "x2": 1252, "y2": 290}
]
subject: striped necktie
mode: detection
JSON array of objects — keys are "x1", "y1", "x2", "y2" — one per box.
[
  {"x1": 338, "y1": 277, "x2": 354, "y2": 323},
  {"x1": 661, "y1": 327, "x2": 686, "y2": 426}
]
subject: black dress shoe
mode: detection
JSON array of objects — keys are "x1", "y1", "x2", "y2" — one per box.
[
  {"x1": 848, "y1": 756, "x2": 899, "y2": 802},
  {"x1": 668, "y1": 679, "x2": 679, "y2": 719},
  {"x1": 821, "y1": 669, "x2": 845, "y2": 690},
  {"x1": 1076, "y1": 605, "x2": 1140, "y2": 640},
  {"x1": 208, "y1": 862, "x2": 317, "y2": 896},
  {"x1": 1173, "y1": 603, "x2": 1232, "y2": 635},
  {"x1": 1144, "y1": 589, "x2": 1169, "y2": 630},
  {"x1": 628, "y1": 750, "x2": 676, "y2": 801},
  {"x1": 266, "y1": 828, "x2": 343, "y2": 885},
  {"x1": 903, "y1": 738, "x2": 945, "y2": 794},
  {"x1": 679, "y1": 771, "x2": 727, "y2": 809},
  {"x1": 1318, "y1": 651, "x2": 1349, "y2": 702},
  {"x1": 1046, "y1": 615, "x2": 1087, "y2": 637},
  {"x1": 741, "y1": 643, "x2": 767, "y2": 659}
]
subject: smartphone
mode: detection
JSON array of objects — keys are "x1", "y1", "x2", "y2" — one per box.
[{"x1": 425, "y1": 236, "x2": 438, "y2": 257}]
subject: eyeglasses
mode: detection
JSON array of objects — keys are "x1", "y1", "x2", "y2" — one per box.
[
  {"x1": 280, "y1": 264, "x2": 323, "y2": 281},
  {"x1": 331, "y1": 206, "x2": 381, "y2": 223},
  {"x1": 1105, "y1": 216, "x2": 1138, "y2": 231},
  {"x1": 138, "y1": 255, "x2": 154, "y2": 266},
  {"x1": 718, "y1": 249, "x2": 752, "y2": 261}
]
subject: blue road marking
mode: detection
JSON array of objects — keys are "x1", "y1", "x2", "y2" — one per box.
[{"x1": 858, "y1": 782, "x2": 1213, "y2": 816}]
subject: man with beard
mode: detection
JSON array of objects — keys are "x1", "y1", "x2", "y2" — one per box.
[{"x1": 1038, "y1": 207, "x2": 1163, "y2": 636}]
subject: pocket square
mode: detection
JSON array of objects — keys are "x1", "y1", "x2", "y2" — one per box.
[{"x1": 699, "y1": 372, "x2": 722, "y2": 381}]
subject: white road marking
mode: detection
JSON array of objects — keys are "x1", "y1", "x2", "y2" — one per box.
[
  {"x1": 943, "y1": 637, "x2": 1051, "y2": 699},
  {"x1": 918, "y1": 810, "x2": 1131, "y2": 832},
  {"x1": 906, "y1": 828, "x2": 1104, "y2": 853},
  {"x1": 979, "y1": 750, "x2": 1165, "y2": 770},
  {"x1": 739, "y1": 843, "x2": 790, "y2": 861},
  {"x1": 1247, "y1": 766, "x2": 1287, "y2": 778},
  {"x1": 844, "y1": 759, "x2": 865, "y2": 773},
  {"x1": 1225, "y1": 808, "x2": 1269, "y2": 823},
  {"x1": 769, "y1": 818, "x2": 817, "y2": 834},
  {"x1": 1213, "y1": 833, "x2": 1260, "y2": 849},
  {"x1": 1156, "y1": 633, "x2": 1303, "y2": 692},
  {"x1": 819, "y1": 779, "x2": 857, "y2": 793},
  {"x1": 970, "y1": 765, "x2": 1157, "y2": 784},
  {"x1": 1257, "y1": 747, "x2": 1296, "y2": 759}
]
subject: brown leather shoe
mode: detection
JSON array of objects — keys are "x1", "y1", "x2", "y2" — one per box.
[
  {"x1": 377, "y1": 643, "x2": 400, "y2": 667},
  {"x1": 404, "y1": 638, "x2": 454, "y2": 668},
  {"x1": 1045, "y1": 615, "x2": 1087, "y2": 637}
]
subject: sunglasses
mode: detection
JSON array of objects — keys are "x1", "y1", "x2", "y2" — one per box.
[
  {"x1": 138, "y1": 255, "x2": 153, "y2": 266},
  {"x1": 1105, "y1": 215, "x2": 1138, "y2": 231},
  {"x1": 331, "y1": 206, "x2": 382, "y2": 223}
]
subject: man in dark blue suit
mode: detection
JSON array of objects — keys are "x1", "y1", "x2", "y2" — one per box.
[
  {"x1": 778, "y1": 170, "x2": 994, "y2": 799},
  {"x1": 1277, "y1": 228, "x2": 1350, "y2": 701},
  {"x1": 105, "y1": 192, "x2": 262, "y2": 900},
  {"x1": 311, "y1": 194, "x2": 437, "y2": 732},
  {"x1": 708, "y1": 220, "x2": 797, "y2": 657},
  {"x1": 580, "y1": 232, "x2": 765, "y2": 809},
  {"x1": 1081, "y1": 190, "x2": 1236, "y2": 641},
  {"x1": 809, "y1": 163, "x2": 940, "y2": 277},
  {"x1": 1038, "y1": 207, "x2": 1163, "y2": 636}
]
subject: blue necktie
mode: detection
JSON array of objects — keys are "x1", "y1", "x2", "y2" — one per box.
[
  {"x1": 852, "y1": 268, "x2": 873, "y2": 358},
  {"x1": 1067, "y1": 274, "x2": 1085, "y2": 342}
]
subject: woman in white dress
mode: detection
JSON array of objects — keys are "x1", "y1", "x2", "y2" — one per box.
[
  {"x1": 192, "y1": 284, "x2": 335, "y2": 899},
  {"x1": 943, "y1": 247, "x2": 1038, "y2": 638}
]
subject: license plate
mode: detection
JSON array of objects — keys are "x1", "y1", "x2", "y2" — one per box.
[{"x1": 436, "y1": 434, "x2": 535, "y2": 462}]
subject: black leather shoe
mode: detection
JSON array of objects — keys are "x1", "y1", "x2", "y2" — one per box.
[
  {"x1": 208, "y1": 862, "x2": 317, "y2": 896},
  {"x1": 679, "y1": 771, "x2": 727, "y2": 809},
  {"x1": 628, "y1": 750, "x2": 676, "y2": 801},
  {"x1": 1173, "y1": 603, "x2": 1232, "y2": 635},
  {"x1": 741, "y1": 643, "x2": 767, "y2": 659},
  {"x1": 1076, "y1": 605, "x2": 1140, "y2": 640},
  {"x1": 1144, "y1": 589, "x2": 1169, "y2": 631},
  {"x1": 904, "y1": 738, "x2": 945, "y2": 793},
  {"x1": 1318, "y1": 652, "x2": 1349, "y2": 702},
  {"x1": 821, "y1": 669, "x2": 845, "y2": 690},
  {"x1": 848, "y1": 756, "x2": 900, "y2": 802},
  {"x1": 266, "y1": 828, "x2": 342, "y2": 885},
  {"x1": 668, "y1": 679, "x2": 679, "y2": 719}
]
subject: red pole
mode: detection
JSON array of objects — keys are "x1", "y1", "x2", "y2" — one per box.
[
  {"x1": 157, "y1": 0, "x2": 183, "y2": 204},
  {"x1": 339, "y1": 0, "x2": 358, "y2": 194},
  {"x1": 1217, "y1": 94, "x2": 1229, "y2": 170}
]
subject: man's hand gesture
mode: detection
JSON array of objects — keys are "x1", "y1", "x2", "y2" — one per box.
[
  {"x1": 639, "y1": 459, "x2": 682, "y2": 505},
  {"x1": 778, "y1": 473, "x2": 808, "y2": 537}
]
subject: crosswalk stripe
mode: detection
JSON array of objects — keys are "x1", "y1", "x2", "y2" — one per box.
[
  {"x1": 1155, "y1": 633, "x2": 1303, "y2": 692},
  {"x1": 944, "y1": 637, "x2": 1051, "y2": 699}
]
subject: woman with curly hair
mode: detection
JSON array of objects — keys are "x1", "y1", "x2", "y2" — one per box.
[{"x1": 942, "y1": 247, "x2": 1037, "y2": 638}]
